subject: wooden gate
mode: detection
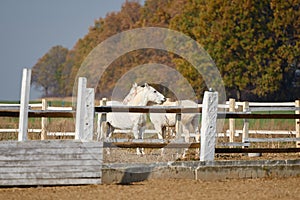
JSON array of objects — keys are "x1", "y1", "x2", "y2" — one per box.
[{"x1": 0, "y1": 140, "x2": 103, "y2": 186}]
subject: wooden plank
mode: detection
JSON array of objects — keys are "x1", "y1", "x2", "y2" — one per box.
[
  {"x1": 104, "y1": 142, "x2": 247, "y2": 148},
  {"x1": 0, "y1": 172, "x2": 101, "y2": 179},
  {"x1": 0, "y1": 106, "x2": 20, "y2": 110},
  {"x1": 247, "y1": 102, "x2": 295, "y2": 106},
  {"x1": 0, "y1": 153, "x2": 102, "y2": 161},
  {"x1": 0, "y1": 159, "x2": 102, "y2": 167},
  {"x1": 215, "y1": 147, "x2": 300, "y2": 154},
  {"x1": 0, "y1": 178, "x2": 101, "y2": 186},
  {"x1": 104, "y1": 141, "x2": 195, "y2": 148},
  {"x1": 250, "y1": 107, "x2": 299, "y2": 111},
  {"x1": 218, "y1": 113, "x2": 300, "y2": 119},
  {"x1": 232, "y1": 130, "x2": 296, "y2": 135},
  {"x1": 29, "y1": 110, "x2": 75, "y2": 118},
  {"x1": 247, "y1": 137, "x2": 300, "y2": 143},
  {"x1": 0, "y1": 140, "x2": 103, "y2": 148},
  {"x1": 218, "y1": 142, "x2": 250, "y2": 147},
  {"x1": 95, "y1": 105, "x2": 202, "y2": 113},
  {"x1": 0, "y1": 140, "x2": 103, "y2": 186},
  {"x1": 0, "y1": 110, "x2": 74, "y2": 118},
  {"x1": 1, "y1": 148, "x2": 102, "y2": 156},
  {"x1": 0, "y1": 165, "x2": 102, "y2": 173}
]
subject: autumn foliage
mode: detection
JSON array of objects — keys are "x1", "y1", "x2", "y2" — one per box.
[{"x1": 32, "y1": 0, "x2": 300, "y2": 101}]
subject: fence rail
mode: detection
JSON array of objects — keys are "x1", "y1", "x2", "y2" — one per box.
[{"x1": 1, "y1": 100, "x2": 300, "y2": 142}]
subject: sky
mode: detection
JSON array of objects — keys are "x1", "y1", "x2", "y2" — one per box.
[{"x1": 0, "y1": 0, "x2": 143, "y2": 101}]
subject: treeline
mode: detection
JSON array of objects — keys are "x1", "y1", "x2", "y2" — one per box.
[{"x1": 31, "y1": 0, "x2": 300, "y2": 101}]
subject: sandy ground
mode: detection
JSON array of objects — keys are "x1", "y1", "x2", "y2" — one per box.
[
  {"x1": 1, "y1": 176, "x2": 300, "y2": 200},
  {"x1": 1, "y1": 150, "x2": 299, "y2": 200}
]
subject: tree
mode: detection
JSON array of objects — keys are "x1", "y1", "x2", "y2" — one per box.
[
  {"x1": 269, "y1": 0, "x2": 300, "y2": 100},
  {"x1": 33, "y1": 0, "x2": 300, "y2": 101},
  {"x1": 31, "y1": 45, "x2": 68, "y2": 97},
  {"x1": 169, "y1": 0, "x2": 297, "y2": 101}
]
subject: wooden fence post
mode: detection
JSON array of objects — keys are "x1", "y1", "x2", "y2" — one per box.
[
  {"x1": 84, "y1": 88, "x2": 95, "y2": 141},
  {"x1": 242, "y1": 101, "x2": 249, "y2": 148},
  {"x1": 175, "y1": 101, "x2": 183, "y2": 140},
  {"x1": 75, "y1": 77, "x2": 95, "y2": 141},
  {"x1": 296, "y1": 100, "x2": 300, "y2": 148},
  {"x1": 75, "y1": 77, "x2": 86, "y2": 140},
  {"x1": 97, "y1": 98, "x2": 107, "y2": 140},
  {"x1": 200, "y1": 91, "x2": 218, "y2": 161},
  {"x1": 229, "y1": 98, "x2": 236, "y2": 145},
  {"x1": 18, "y1": 68, "x2": 31, "y2": 141},
  {"x1": 41, "y1": 99, "x2": 48, "y2": 140}
]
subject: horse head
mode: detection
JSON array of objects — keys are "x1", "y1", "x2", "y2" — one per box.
[
  {"x1": 139, "y1": 83, "x2": 166, "y2": 105},
  {"x1": 125, "y1": 83, "x2": 166, "y2": 106}
]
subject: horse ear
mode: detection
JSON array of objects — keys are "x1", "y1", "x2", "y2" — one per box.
[
  {"x1": 133, "y1": 83, "x2": 137, "y2": 87},
  {"x1": 144, "y1": 83, "x2": 149, "y2": 88}
]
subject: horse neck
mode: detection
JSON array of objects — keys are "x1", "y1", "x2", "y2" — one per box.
[
  {"x1": 127, "y1": 90, "x2": 149, "y2": 106},
  {"x1": 123, "y1": 92, "x2": 134, "y2": 105},
  {"x1": 123, "y1": 86, "x2": 142, "y2": 105}
]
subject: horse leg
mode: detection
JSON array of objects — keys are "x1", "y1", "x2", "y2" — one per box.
[
  {"x1": 138, "y1": 126, "x2": 146, "y2": 155},
  {"x1": 153, "y1": 123, "x2": 167, "y2": 155},
  {"x1": 181, "y1": 124, "x2": 190, "y2": 159},
  {"x1": 105, "y1": 122, "x2": 114, "y2": 155},
  {"x1": 159, "y1": 126, "x2": 167, "y2": 155},
  {"x1": 191, "y1": 116, "x2": 200, "y2": 158},
  {"x1": 132, "y1": 126, "x2": 144, "y2": 156},
  {"x1": 153, "y1": 123, "x2": 163, "y2": 139},
  {"x1": 192, "y1": 116, "x2": 200, "y2": 142}
]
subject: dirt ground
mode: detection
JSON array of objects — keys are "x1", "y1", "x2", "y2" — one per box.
[
  {"x1": 1, "y1": 150, "x2": 299, "y2": 200},
  {"x1": 103, "y1": 147, "x2": 300, "y2": 163},
  {"x1": 1, "y1": 176, "x2": 300, "y2": 200},
  {"x1": 1, "y1": 135, "x2": 299, "y2": 200}
]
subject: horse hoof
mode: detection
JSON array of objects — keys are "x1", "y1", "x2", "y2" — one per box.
[{"x1": 136, "y1": 148, "x2": 145, "y2": 156}]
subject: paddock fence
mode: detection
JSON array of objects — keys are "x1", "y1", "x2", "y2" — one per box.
[
  {"x1": 0, "y1": 68, "x2": 300, "y2": 186},
  {"x1": 1, "y1": 99, "x2": 299, "y2": 146},
  {"x1": 0, "y1": 69, "x2": 300, "y2": 149}
]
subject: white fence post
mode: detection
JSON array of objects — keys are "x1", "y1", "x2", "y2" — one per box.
[
  {"x1": 242, "y1": 101, "x2": 249, "y2": 148},
  {"x1": 18, "y1": 68, "x2": 31, "y2": 141},
  {"x1": 175, "y1": 101, "x2": 183, "y2": 140},
  {"x1": 75, "y1": 77, "x2": 94, "y2": 141},
  {"x1": 229, "y1": 98, "x2": 236, "y2": 145},
  {"x1": 296, "y1": 100, "x2": 300, "y2": 148},
  {"x1": 75, "y1": 77, "x2": 87, "y2": 140},
  {"x1": 175, "y1": 114, "x2": 182, "y2": 140},
  {"x1": 41, "y1": 99, "x2": 48, "y2": 140},
  {"x1": 84, "y1": 88, "x2": 95, "y2": 141},
  {"x1": 200, "y1": 91, "x2": 218, "y2": 161}
]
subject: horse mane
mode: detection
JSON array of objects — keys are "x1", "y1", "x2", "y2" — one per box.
[{"x1": 123, "y1": 84, "x2": 143, "y2": 104}]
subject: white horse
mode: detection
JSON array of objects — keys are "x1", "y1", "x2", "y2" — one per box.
[
  {"x1": 150, "y1": 99, "x2": 200, "y2": 157},
  {"x1": 150, "y1": 99, "x2": 200, "y2": 142},
  {"x1": 100, "y1": 83, "x2": 166, "y2": 155}
]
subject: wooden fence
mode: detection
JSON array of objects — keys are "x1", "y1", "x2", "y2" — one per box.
[
  {"x1": 0, "y1": 68, "x2": 300, "y2": 186},
  {"x1": 0, "y1": 100, "x2": 73, "y2": 137},
  {"x1": 0, "y1": 68, "x2": 300, "y2": 147},
  {"x1": 0, "y1": 140, "x2": 102, "y2": 186},
  {"x1": 0, "y1": 69, "x2": 100, "y2": 186}
]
